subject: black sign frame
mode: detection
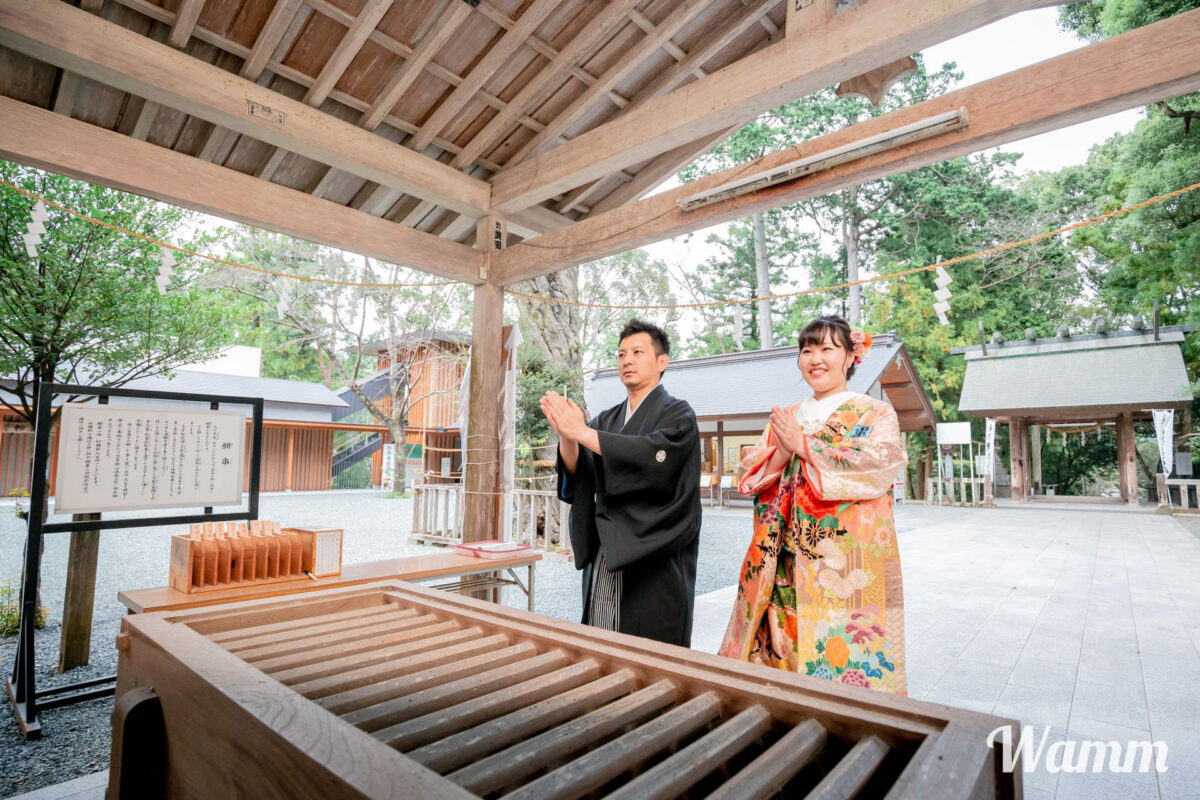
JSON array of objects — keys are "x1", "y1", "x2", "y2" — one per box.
[{"x1": 6, "y1": 382, "x2": 264, "y2": 739}]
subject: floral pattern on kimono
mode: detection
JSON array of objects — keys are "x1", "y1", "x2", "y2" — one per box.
[{"x1": 718, "y1": 394, "x2": 909, "y2": 695}]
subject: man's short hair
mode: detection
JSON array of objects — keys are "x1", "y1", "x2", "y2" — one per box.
[{"x1": 619, "y1": 318, "x2": 670, "y2": 356}]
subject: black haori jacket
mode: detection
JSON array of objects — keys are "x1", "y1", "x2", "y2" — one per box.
[{"x1": 556, "y1": 384, "x2": 702, "y2": 647}]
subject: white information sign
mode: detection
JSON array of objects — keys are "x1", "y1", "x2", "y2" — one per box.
[
  {"x1": 55, "y1": 403, "x2": 245, "y2": 514},
  {"x1": 936, "y1": 422, "x2": 973, "y2": 446}
]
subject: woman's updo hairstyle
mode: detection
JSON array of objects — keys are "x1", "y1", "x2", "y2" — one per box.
[{"x1": 797, "y1": 315, "x2": 856, "y2": 380}]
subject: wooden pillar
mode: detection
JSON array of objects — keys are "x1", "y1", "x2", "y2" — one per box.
[
  {"x1": 1009, "y1": 417, "x2": 1029, "y2": 502},
  {"x1": 716, "y1": 420, "x2": 725, "y2": 476},
  {"x1": 284, "y1": 427, "x2": 295, "y2": 491},
  {"x1": 1030, "y1": 424, "x2": 1042, "y2": 495},
  {"x1": 462, "y1": 215, "x2": 506, "y2": 544},
  {"x1": 58, "y1": 512, "x2": 99, "y2": 672},
  {"x1": 1117, "y1": 411, "x2": 1139, "y2": 506}
]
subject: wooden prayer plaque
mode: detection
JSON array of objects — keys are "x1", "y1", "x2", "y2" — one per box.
[
  {"x1": 109, "y1": 582, "x2": 1021, "y2": 799},
  {"x1": 167, "y1": 521, "x2": 342, "y2": 594}
]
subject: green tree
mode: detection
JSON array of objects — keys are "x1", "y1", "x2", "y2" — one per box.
[
  {"x1": 218, "y1": 293, "x2": 327, "y2": 384},
  {"x1": 678, "y1": 56, "x2": 962, "y2": 346},
  {"x1": 1059, "y1": 0, "x2": 1200, "y2": 41},
  {"x1": 0, "y1": 162, "x2": 229, "y2": 428},
  {"x1": 513, "y1": 249, "x2": 679, "y2": 413},
  {"x1": 215, "y1": 226, "x2": 471, "y2": 493},
  {"x1": 513, "y1": 347, "x2": 578, "y2": 479},
  {"x1": 668, "y1": 211, "x2": 808, "y2": 355},
  {"x1": 1056, "y1": 111, "x2": 1200, "y2": 370}
]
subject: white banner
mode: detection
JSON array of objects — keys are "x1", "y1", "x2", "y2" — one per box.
[
  {"x1": 55, "y1": 403, "x2": 245, "y2": 514},
  {"x1": 1152, "y1": 409, "x2": 1175, "y2": 477},
  {"x1": 984, "y1": 418, "x2": 996, "y2": 477},
  {"x1": 381, "y1": 442, "x2": 395, "y2": 491}
]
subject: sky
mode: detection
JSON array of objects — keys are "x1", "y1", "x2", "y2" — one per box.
[{"x1": 638, "y1": 6, "x2": 1146, "y2": 348}]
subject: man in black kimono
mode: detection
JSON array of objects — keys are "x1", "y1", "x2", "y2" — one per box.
[{"x1": 540, "y1": 319, "x2": 701, "y2": 647}]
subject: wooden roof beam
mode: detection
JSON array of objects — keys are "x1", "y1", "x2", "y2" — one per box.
[
  {"x1": 559, "y1": 0, "x2": 780, "y2": 215},
  {"x1": 0, "y1": 97, "x2": 484, "y2": 282},
  {"x1": 0, "y1": 0, "x2": 492, "y2": 218},
  {"x1": 504, "y1": 0, "x2": 721, "y2": 168},
  {"x1": 490, "y1": 0, "x2": 1041, "y2": 214},
  {"x1": 257, "y1": 0, "x2": 396, "y2": 182},
  {"x1": 407, "y1": 0, "x2": 560, "y2": 153},
  {"x1": 496, "y1": 7, "x2": 1200, "y2": 282},
  {"x1": 449, "y1": 0, "x2": 643, "y2": 171}
]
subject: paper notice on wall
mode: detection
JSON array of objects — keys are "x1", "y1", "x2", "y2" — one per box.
[{"x1": 55, "y1": 403, "x2": 245, "y2": 514}]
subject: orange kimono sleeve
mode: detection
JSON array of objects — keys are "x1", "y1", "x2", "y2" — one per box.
[{"x1": 736, "y1": 417, "x2": 789, "y2": 497}]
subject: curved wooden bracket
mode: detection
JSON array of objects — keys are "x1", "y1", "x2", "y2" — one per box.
[{"x1": 836, "y1": 56, "x2": 919, "y2": 108}]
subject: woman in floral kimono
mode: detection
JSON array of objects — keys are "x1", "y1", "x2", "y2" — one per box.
[{"x1": 718, "y1": 315, "x2": 909, "y2": 694}]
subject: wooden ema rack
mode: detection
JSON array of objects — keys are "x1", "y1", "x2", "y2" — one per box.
[
  {"x1": 168, "y1": 521, "x2": 341, "y2": 594},
  {"x1": 109, "y1": 582, "x2": 1021, "y2": 799}
]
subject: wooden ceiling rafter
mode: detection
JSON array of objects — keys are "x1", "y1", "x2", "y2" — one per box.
[
  {"x1": 47, "y1": 0, "x2": 104, "y2": 117},
  {"x1": 556, "y1": 0, "x2": 782, "y2": 215},
  {"x1": 299, "y1": 0, "x2": 549, "y2": 137},
  {"x1": 406, "y1": 0, "x2": 560, "y2": 154},
  {"x1": 503, "y1": 0, "x2": 722, "y2": 169},
  {"x1": 168, "y1": 0, "x2": 206, "y2": 49},
  {"x1": 193, "y1": 0, "x2": 306, "y2": 163},
  {"x1": 255, "y1": 0, "x2": 397, "y2": 182},
  {"x1": 472, "y1": 0, "x2": 633, "y2": 114},
  {"x1": 448, "y1": 0, "x2": 644, "y2": 172},
  {"x1": 359, "y1": 0, "x2": 473, "y2": 133},
  {"x1": 128, "y1": 21, "x2": 172, "y2": 143}
]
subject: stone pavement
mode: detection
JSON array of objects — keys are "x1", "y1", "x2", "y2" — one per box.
[{"x1": 690, "y1": 503, "x2": 1200, "y2": 800}]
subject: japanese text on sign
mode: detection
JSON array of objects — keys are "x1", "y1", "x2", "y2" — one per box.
[{"x1": 55, "y1": 403, "x2": 245, "y2": 513}]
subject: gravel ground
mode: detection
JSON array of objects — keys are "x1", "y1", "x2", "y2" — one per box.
[{"x1": 0, "y1": 492, "x2": 755, "y2": 797}]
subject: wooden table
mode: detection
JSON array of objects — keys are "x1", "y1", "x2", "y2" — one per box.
[{"x1": 117, "y1": 551, "x2": 540, "y2": 614}]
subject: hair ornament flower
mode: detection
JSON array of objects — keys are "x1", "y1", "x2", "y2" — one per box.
[{"x1": 849, "y1": 330, "x2": 873, "y2": 365}]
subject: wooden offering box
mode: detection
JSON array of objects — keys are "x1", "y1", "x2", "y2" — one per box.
[
  {"x1": 109, "y1": 582, "x2": 1021, "y2": 799},
  {"x1": 168, "y1": 521, "x2": 342, "y2": 594}
]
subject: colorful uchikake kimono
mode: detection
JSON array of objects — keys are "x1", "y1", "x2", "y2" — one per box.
[{"x1": 718, "y1": 393, "x2": 909, "y2": 695}]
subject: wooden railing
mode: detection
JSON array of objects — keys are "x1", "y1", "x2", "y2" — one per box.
[
  {"x1": 925, "y1": 476, "x2": 989, "y2": 507},
  {"x1": 1157, "y1": 474, "x2": 1200, "y2": 512},
  {"x1": 511, "y1": 489, "x2": 570, "y2": 550},
  {"x1": 412, "y1": 483, "x2": 569, "y2": 550},
  {"x1": 411, "y1": 482, "x2": 463, "y2": 545}
]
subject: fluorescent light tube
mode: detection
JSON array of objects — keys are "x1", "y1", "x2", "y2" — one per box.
[{"x1": 678, "y1": 108, "x2": 969, "y2": 211}]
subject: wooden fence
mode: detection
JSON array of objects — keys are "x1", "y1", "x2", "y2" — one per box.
[
  {"x1": 412, "y1": 483, "x2": 569, "y2": 551},
  {"x1": 924, "y1": 476, "x2": 990, "y2": 507}
]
